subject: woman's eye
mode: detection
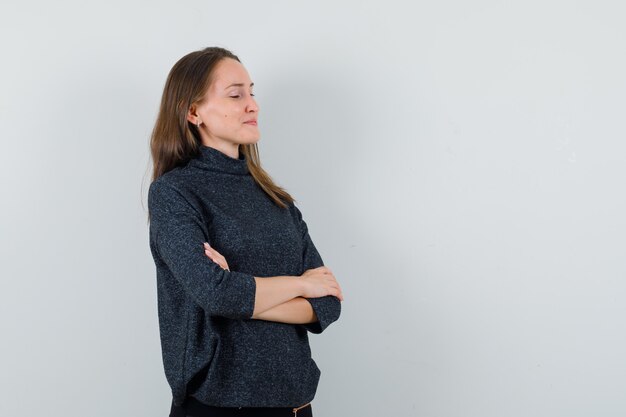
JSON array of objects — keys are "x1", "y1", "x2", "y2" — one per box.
[{"x1": 229, "y1": 94, "x2": 254, "y2": 98}]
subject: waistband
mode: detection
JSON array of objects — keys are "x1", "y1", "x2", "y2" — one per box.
[{"x1": 170, "y1": 396, "x2": 313, "y2": 417}]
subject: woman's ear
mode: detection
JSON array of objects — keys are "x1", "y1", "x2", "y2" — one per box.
[{"x1": 186, "y1": 104, "x2": 199, "y2": 125}]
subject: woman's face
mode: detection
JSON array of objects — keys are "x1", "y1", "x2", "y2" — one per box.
[{"x1": 189, "y1": 58, "x2": 260, "y2": 148}]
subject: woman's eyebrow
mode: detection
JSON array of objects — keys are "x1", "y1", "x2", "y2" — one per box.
[{"x1": 224, "y1": 82, "x2": 254, "y2": 89}]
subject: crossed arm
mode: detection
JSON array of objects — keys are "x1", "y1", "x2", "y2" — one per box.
[
  {"x1": 203, "y1": 243, "x2": 318, "y2": 325},
  {"x1": 255, "y1": 296, "x2": 318, "y2": 324}
]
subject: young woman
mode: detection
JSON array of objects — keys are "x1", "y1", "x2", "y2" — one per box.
[{"x1": 147, "y1": 46, "x2": 343, "y2": 417}]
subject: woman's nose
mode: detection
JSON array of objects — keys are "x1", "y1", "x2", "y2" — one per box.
[{"x1": 246, "y1": 95, "x2": 259, "y2": 112}]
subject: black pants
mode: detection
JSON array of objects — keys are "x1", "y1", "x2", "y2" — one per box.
[{"x1": 170, "y1": 396, "x2": 313, "y2": 417}]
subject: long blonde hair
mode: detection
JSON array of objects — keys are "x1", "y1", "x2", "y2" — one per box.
[{"x1": 149, "y1": 47, "x2": 294, "y2": 213}]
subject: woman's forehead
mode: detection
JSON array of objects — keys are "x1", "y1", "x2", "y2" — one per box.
[{"x1": 212, "y1": 59, "x2": 252, "y2": 90}]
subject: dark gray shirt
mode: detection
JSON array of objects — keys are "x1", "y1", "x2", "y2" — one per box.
[{"x1": 148, "y1": 144, "x2": 341, "y2": 407}]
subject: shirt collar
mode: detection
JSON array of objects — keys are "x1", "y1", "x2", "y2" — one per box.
[{"x1": 190, "y1": 144, "x2": 250, "y2": 176}]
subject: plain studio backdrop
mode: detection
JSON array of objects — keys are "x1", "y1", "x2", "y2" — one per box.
[{"x1": 1, "y1": 1, "x2": 625, "y2": 416}]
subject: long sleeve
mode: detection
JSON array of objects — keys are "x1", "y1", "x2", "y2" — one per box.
[
  {"x1": 148, "y1": 180, "x2": 257, "y2": 319},
  {"x1": 292, "y1": 203, "x2": 342, "y2": 334}
]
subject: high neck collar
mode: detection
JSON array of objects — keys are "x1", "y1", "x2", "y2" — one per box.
[{"x1": 191, "y1": 144, "x2": 250, "y2": 175}]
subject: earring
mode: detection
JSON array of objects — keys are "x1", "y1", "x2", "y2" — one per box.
[{"x1": 196, "y1": 119, "x2": 201, "y2": 127}]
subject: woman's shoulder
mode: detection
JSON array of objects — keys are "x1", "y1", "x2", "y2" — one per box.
[
  {"x1": 286, "y1": 200, "x2": 304, "y2": 218},
  {"x1": 148, "y1": 167, "x2": 202, "y2": 212},
  {"x1": 153, "y1": 164, "x2": 195, "y2": 186},
  {"x1": 150, "y1": 164, "x2": 211, "y2": 196}
]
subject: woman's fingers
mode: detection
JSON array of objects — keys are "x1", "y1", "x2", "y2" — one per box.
[
  {"x1": 205, "y1": 248, "x2": 228, "y2": 270},
  {"x1": 334, "y1": 284, "x2": 343, "y2": 300},
  {"x1": 203, "y1": 242, "x2": 230, "y2": 271},
  {"x1": 300, "y1": 270, "x2": 345, "y2": 300},
  {"x1": 329, "y1": 278, "x2": 344, "y2": 300}
]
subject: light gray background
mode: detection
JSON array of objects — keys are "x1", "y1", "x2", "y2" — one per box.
[{"x1": 1, "y1": 1, "x2": 624, "y2": 416}]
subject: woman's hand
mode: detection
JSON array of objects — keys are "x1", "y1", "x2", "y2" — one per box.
[
  {"x1": 300, "y1": 266, "x2": 344, "y2": 301},
  {"x1": 203, "y1": 242, "x2": 230, "y2": 271}
]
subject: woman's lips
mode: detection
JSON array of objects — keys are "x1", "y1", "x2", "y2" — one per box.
[{"x1": 244, "y1": 121, "x2": 257, "y2": 126}]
